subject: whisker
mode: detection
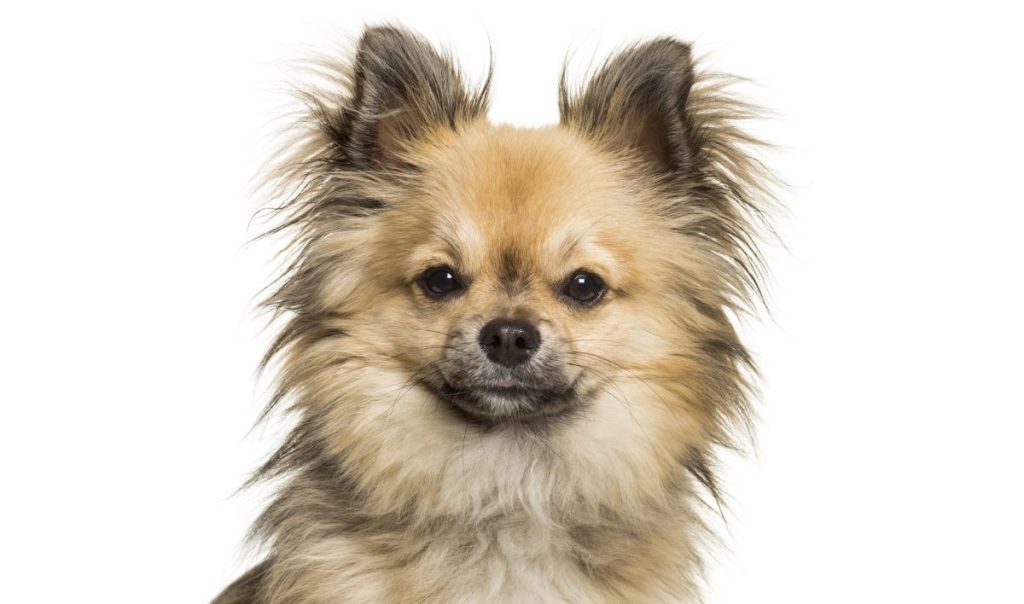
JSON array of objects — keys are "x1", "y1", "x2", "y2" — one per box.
[
  {"x1": 380, "y1": 358, "x2": 448, "y2": 422},
  {"x1": 570, "y1": 351, "x2": 686, "y2": 431},
  {"x1": 566, "y1": 361, "x2": 658, "y2": 454}
]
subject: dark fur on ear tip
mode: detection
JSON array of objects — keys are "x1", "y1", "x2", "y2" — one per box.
[
  {"x1": 326, "y1": 26, "x2": 492, "y2": 168},
  {"x1": 559, "y1": 38, "x2": 697, "y2": 175}
]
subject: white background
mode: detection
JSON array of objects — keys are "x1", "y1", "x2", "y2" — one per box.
[{"x1": 2, "y1": 2, "x2": 1022, "y2": 602}]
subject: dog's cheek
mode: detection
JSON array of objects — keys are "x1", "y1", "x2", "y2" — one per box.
[
  {"x1": 307, "y1": 230, "x2": 382, "y2": 313},
  {"x1": 556, "y1": 381, "x2": 700, "y2": 507}
]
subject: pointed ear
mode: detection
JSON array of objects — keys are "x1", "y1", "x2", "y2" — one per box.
[
  {"x1": 560, "y1": 39, "x2": 697, "y2": 177},
  {"x1": 332, "y1": 26, "x2": 489, "y2": 168}
]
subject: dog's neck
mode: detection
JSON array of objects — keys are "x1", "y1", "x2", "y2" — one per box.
[{"x1": 250, "y1": 453, "x2": 702, "y2": 602}]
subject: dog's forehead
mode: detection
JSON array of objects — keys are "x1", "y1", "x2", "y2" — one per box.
[{"x1": 412, "y1": 123, "x2": 637, "y2": 273}]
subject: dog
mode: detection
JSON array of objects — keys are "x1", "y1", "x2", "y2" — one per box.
[{"x1": 215, "y1": 24, "x2": 775, "y2": 603}]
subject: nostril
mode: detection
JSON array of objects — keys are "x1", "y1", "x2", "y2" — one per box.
[{"x1": 514, "y1": 336, "x2": 528, "y2": 349}]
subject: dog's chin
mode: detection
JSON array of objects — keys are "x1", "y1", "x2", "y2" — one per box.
[{"x1": 431, "y1": 381, "x2": 580, "y2": 428}]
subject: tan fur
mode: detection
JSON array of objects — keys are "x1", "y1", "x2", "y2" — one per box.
[{"x1": 216, "y1": 26, "x2": 775, "y2": 604}]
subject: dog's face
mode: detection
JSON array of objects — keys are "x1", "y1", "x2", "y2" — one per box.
[
  {"x1": 267, "y1": 28, "x2": 764, "y2": 515},
  {"x1": 365, "y1": 125, "x2": 682, "y2": 428}
]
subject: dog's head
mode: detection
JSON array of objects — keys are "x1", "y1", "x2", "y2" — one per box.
[{"x1": 261, "y1": 27, "x2": 770, "y2": 515}]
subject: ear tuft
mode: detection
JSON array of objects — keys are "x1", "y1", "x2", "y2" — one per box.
[
  {"x1": 560, "y1": 39, "x2": 696, "y2": 176},
  {"x1": 329, "y1": 26, "x2": 490, "y2": 168}
]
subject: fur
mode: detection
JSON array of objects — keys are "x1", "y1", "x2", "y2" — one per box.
[{"x1": 216, "y1": 25, "x2": 775, "y2": 603}]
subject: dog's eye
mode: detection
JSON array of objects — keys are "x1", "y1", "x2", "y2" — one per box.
[
  {"x1": 420, "y1": 265, "x2": 464, "y2": 298},
  {"x1": 563, "y1": 271, "x2": 607, "y2": 306}
]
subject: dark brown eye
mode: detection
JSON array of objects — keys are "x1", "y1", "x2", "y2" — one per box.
[
  {"x1": 420, "y1": 265, "x2": 463, "y2": 298},
  {"x1": 563, "y1": 271, "x2": 606, "y2": 306}
]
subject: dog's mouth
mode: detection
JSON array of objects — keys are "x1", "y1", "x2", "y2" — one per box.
[{"x1": 431, "y1": 380, "x2": 580, "y2": 427}]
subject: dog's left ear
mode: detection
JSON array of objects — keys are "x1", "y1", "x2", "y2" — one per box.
[{"x1": 560, "y1": 39, "x2": 697, "y2": 177}]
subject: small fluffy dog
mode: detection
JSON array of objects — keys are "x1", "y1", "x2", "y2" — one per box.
[{"x1": 216, "y1": 25, "x2": 774, "y2": 603}]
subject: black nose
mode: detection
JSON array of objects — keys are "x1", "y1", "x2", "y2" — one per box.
[{"x1": 478, "y1": 318, "x2": 541, "y2": 367}]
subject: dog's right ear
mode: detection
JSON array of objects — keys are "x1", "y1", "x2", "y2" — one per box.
[
  {"x1": 328, "y1": 26, "x2": 489, "y2": 169},
  {"x1": 559, "y1": 39, "x2": 697, "y2": 179}
]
